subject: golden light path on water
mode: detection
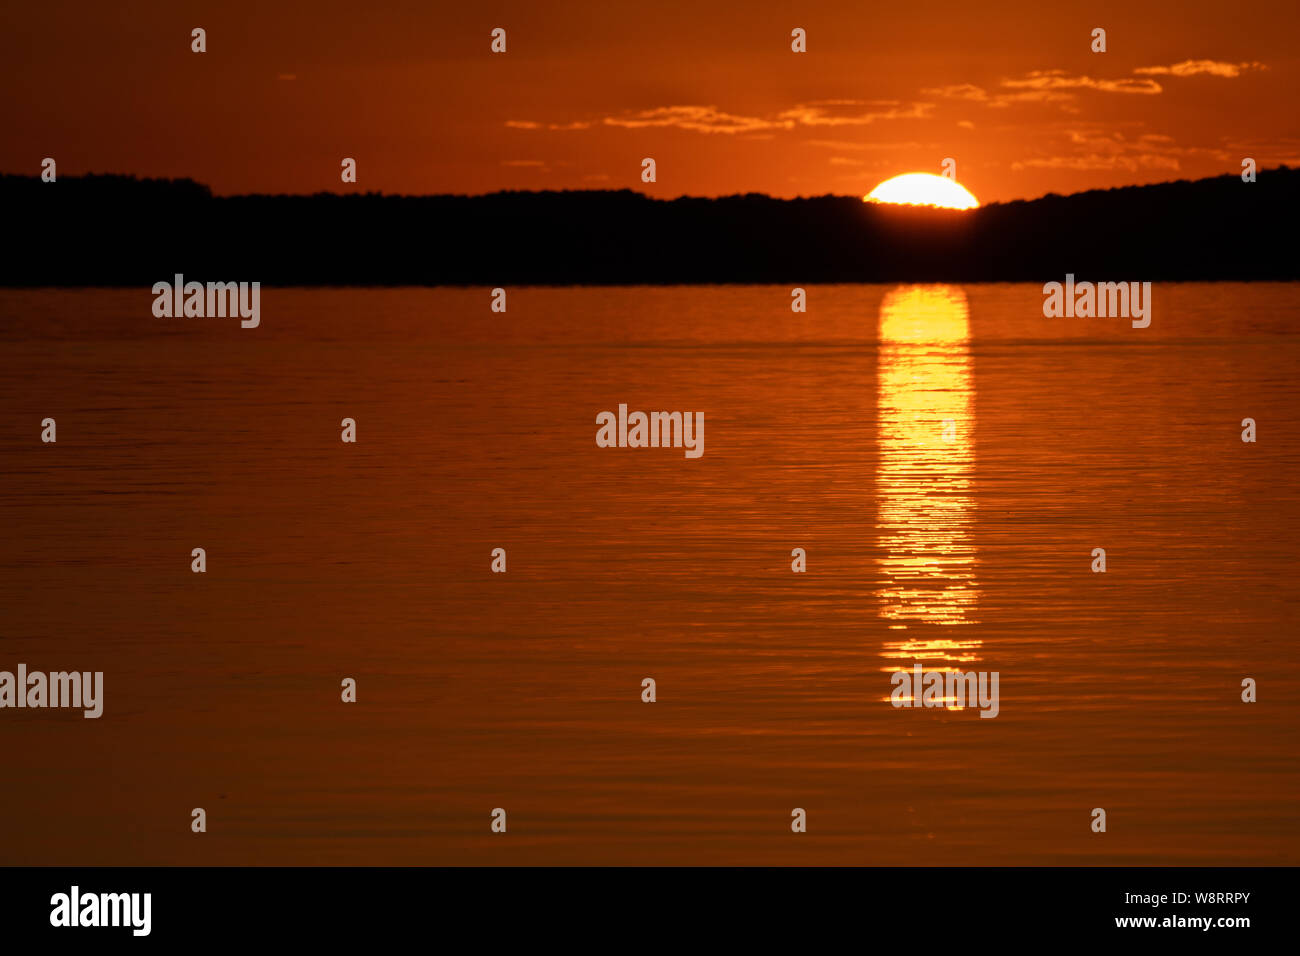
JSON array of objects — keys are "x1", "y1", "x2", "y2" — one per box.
[{"x1": 875, "y1": 286, "x2": 981, "y2": 701}]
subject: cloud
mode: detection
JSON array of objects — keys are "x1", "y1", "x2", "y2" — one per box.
[
  {"x1": 508, "y1": 54, "x2": 1274, "y2": 159},
  {"x1": 1222, "y1": 136, "x2": 1300, "y2": 165},
  {"x1": 501, "y1": 160, "x2": 546, "y2": 167},
  {"x1": 1011, "y1": 128, "x2": 1236, "y2": 173},
  {"x1": 986, "y1": 89, "x2": 1080, "y2": 109},
  {"x1": 1134, "y1": 59, "x2": 1267, "y2": 78},
  {"x1": 1000, "y1": 70, "x2": 1162, "y2": 95},
  {"x1": 926, "y1": 59, "x2": 1266, "y2": 114},
  {"x1": 602, "y1": 105, "x2": 793, "y2": 134},
  {"x1": 504, "y1": 55, "x2": 1266, "y2": 143},
  {"x1": 510, "y1": 100, "x2": 933, "y2": 136},
  {"x1": 1010, "y1": 154, "x2": 1180, "y2": 172},
  {"x1": 925, "y1": 69, "x2": 1162, "y2": 113},
  {"x1": 506, "y1": 119, "x2": 591, "y2": 131},
  {"x1": 806, "y1": 139, "x2": 926, "y2": 151},
  {"x1": 922, "y1": 84, "x2": 988, "y2": 102},
  {"x1": 778, "y1": 100, "x2": 934, "y2": 126}
]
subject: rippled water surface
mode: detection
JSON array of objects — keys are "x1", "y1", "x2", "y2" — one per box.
[{"x1": 1, "y1": 283, "x2": 1296, "y2": 864}]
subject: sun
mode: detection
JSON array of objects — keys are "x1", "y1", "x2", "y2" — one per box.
[{"x1": 865, "y1": 173, "x2": 980, "y2": 210}]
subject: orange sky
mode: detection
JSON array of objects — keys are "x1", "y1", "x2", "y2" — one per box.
[{"x1": 2, "y1": 0, "x2": 1297, "y2": 202}]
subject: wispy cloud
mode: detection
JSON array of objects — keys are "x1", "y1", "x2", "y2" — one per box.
[
  {"x1": 1010, "y1": 128, "x2": 1235, "y2": 172},
  {"x1": 1010, "y1": 153, "x2": 1180, "y2": 172},
  {"x1": 1001, "y1": 70, "x2": 1162, "y2": 95},
  {"x1": 922, "y1": 83, "x2": 989, "y2": 102},
  {"x1": 506, "y1": 119, "x2": 592, "y2": 131},
  {"x1": 777, "y1": 100, "x2": 934, "y2": 126},
  {"x1": 922, "y1": 76, "x2": 1126, "y2": 110},
  {"x1": 926, "y1": 59, "x2": 1267, "y2": 113},
  {"x1": 987, "y1": 89, "x2": 1081, "y2": 108},
  {"x1": 601, "y1": 105, "x2": 792, "y2": 134},
  {"x1": 1134, "y1": 59, "x2": 1267, "y2": 77},
  {"x1": 807, "y1": 139, "x2": 927, "y2": 151},
  {"x1": 509, "y1": 100, "x2": 933, "y2": 136}
]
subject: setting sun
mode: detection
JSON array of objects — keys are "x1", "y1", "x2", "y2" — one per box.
[{"x1": 866, "y1": 173, "x2": 980, "y2": 210}]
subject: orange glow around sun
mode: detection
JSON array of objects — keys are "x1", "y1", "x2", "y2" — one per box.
[{"x1": 865, "y1": 173, "x2": 980, "y2": 210}]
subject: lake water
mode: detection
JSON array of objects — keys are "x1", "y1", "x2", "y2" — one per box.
[{"x1": 1, "y1": 283, "x2": 1297, "y2": 864}]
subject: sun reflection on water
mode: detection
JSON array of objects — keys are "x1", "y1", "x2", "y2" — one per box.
[{"x1": 876, "y1": 285, "x2": 981, "y2": 672}]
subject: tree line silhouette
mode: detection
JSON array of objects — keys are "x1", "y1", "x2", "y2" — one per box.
[{"x1": 2, "y1": 167, "x2": 1295, "y2": 285}]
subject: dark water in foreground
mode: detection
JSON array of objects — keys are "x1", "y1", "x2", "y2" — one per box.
[{"x1": 0, "y1": 283, "x2": 1296, "y2": 864}]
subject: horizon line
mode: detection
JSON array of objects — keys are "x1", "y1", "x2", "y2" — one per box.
[{"x1": 4, "y1": 166, "x2": 1293, "y2": 208}]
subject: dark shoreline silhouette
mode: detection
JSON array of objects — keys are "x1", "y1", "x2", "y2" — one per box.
[{"x1": 2, "y1": 168, "x2": 1295, "y2": 285}]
